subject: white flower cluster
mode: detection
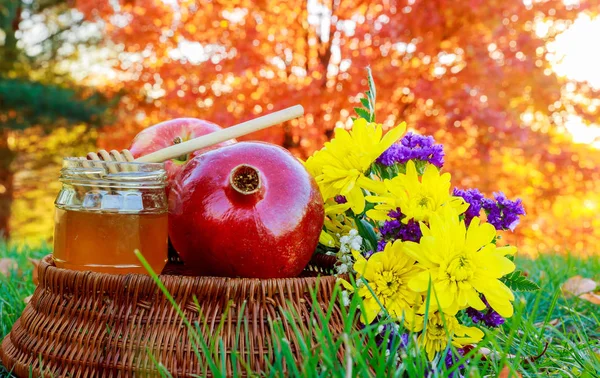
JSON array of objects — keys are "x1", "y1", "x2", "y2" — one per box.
[
  {"x1": 334, "y1": 229, "x2": 362, "y2": 275},
  {"x1": 341, "y1": 290, "x2": 351, "y2": 307}
]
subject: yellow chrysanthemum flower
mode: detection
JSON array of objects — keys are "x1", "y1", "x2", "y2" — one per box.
[
  {"x1": 304, "y1": 118, "x2": 406, "y2": 214},
  {"x1": 341, "y1": 240, "x2": 421, "y2": 324},
  {"x1": 403, "y1": 207, "x2": 517, "y2": 317},
  {"x1": 407, "y1": 311, "x2": 484, "y2": 361},
  {"x1": 366, "y1": 160, "x2": 468, "y2": 223}
]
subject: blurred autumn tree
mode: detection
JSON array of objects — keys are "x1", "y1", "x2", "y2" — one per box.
[
  {"x1": 0, "y1": 0, "x2": 115, "y2": 239},
  {"x1": 74, "y1": 0, "x2": 600, "y2": 255}
]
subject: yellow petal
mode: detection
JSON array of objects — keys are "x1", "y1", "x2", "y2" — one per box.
[
  {"x1": 400, "y1": 241, "x2": 422, "y2": 262},
  {"x1": 357, "y1": 175, "x2": 386, "y2": 194},
  {"x1": 452, "y1": 325, "x2": 484, "y2": 346},
  {"x1": 333, "y1": 126, "x2": 352, "y2": 143},
  {"x1": 465, "y1": 218, "x2": 496, "y2": 252},
  {"x1": 378, "y1": 122, "x2": 407, "y2": 155},
  {"x1": 434, "y1": 280, "x2": 454, "y2": 310},
  {"x1": 346, "y1": 185, "x2": 366, "y2": 214},
  {"x1": 449, "y1": 196, "x2": 470, "y2": 215},
  {"x1": 421, "y1": 163, "x2": 440, "y2": 185},
  {"x1": 409, "y1": 271, "x2": 431, "y2": 292},
  {"x1": 366, "y1": 209, "x2": 391, "y2": 221},
  {"x1": 493, "y1": 255, "x2": 516, "y2": 277},
  {"x1": 496, "y1": 245, "x2": 517, "y2": 255},
  {"x1": 405, "y1": 160, "x2": 418, "y2": 181},
  {"x1": 486, "y1": 295, "x2": 514, "y2": 318},
  {"x1": 362, "y1": 297, "x2": 382, "y2": 324},
  {"x1": 365, "y1": 195, "x2": 396, "y2": 205},
  {"x1": 319, "y1": 230, "x2": 335, "y2": 247},
  {"x1": 466, "y1": 289, "x2": 486, "y2": 310},
  {"x1": 324, "y1": 203, "x2": 352, "y2": 215},
  {"x1": 339, "y1": 279, "x2": 355, "y2": 292},
  {"x1": 352, "y1": 250, "x2": 368, "y2": 275}
]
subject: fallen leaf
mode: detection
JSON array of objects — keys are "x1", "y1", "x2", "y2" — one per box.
[
  {"x1": 562, "y1": 276, "x2": 597, "y2": 297},
  {"x1": 579, "y1": 292, "x2": 600, "y2": 305},
  {"x1": 29, "y1": 258, "x2": 40, "y2": 285},
  {"x1": 477, "y1": 347, "x2": 516, "y2": 360},
  {"x1": 533, "y1": 318, "x2": 560, "y2": 327},
  {"x1": 0, "y1": 258, "x2": 19, "y2": 277},
  {"x1": 499, "y1": 366, "x2": 522, "y2": 378},
  {"x1": 23, "y1": 295, "x2": 33, "y2": 304}
]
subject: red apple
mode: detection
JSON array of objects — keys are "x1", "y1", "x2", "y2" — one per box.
[
  {"x1": 168, "y1": 142, "x2": 324, "y2": 278},
  {"x1": 129, "y1": 118, "x2": 235, "y2": 188}
]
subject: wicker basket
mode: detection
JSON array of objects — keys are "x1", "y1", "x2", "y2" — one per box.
[{"x1": 1, "y1": 254, "x2": 346, "y2": 377}]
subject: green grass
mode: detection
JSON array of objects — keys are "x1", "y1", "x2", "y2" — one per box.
[{"x1": 1, "y1": 244, "x2": 599, "y2": 377}]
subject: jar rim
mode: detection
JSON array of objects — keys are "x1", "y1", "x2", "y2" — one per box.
[{"x1": 60, "y1": 157, "x2": 167, "y2": 188}]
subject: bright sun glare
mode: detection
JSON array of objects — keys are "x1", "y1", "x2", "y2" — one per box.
[
  {"x1": 545, "y1": 13, "x2": 600, "y2": 148},
  {"x1": 548, "y1": 14, "x2": 600, "y2": 89}
]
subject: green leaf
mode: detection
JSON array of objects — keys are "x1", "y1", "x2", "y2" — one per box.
[
  {"x1": 354, "y1": 107, "x2": 371, "y2": 121},
  {"x1": 355, "y1": 217, "x2": 379, "y2": 253},
  {"x1": 360, "y1": 97, "x2": 370, "y2": 109},
  {"x1": 501, "y1": 270, "x2": 540, "y2": 292}
]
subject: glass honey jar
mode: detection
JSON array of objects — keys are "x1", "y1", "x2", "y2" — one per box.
[{"x1": 53, "y1": 158, "x2": 168, "y2": 274}]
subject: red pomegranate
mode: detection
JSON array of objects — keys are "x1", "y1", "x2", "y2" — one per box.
[{"x1": 168, "y1": 142, "x2": 324, "y2": 278}]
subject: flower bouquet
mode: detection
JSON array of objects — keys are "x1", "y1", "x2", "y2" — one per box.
[{"x1": 305, "y1": 69, "x2": 537, "y2": 367}]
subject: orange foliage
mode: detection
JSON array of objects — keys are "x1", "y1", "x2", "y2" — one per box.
[{"x1": 76, "y1": 0, "x2": 600, "y2": 256}]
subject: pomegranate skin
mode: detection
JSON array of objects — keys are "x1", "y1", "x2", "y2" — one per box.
[{"x1": 169, "y1": 142, "x2": 325, "y2": 278}]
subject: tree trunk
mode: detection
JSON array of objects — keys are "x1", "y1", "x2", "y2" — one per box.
[
  {"x1": 0, "y1": 129, "x2": 15, "y2": 238},
  {"x1": 0, "y1": 1, "x2": 21, "y2": 73}
]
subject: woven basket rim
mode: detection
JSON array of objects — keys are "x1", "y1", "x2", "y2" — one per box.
[{"x1": 37, "y1": 253, "x2": 340, "y2": 289}]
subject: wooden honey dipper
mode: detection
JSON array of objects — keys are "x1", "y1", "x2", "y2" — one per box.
[{"x1": 85, "y1": 105, "x2": 304, "y2": 169}]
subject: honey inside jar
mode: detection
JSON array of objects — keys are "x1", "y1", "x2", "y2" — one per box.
[
  {"x1": 53, "y1": 209, "x2": 167, "y2": 274},
  {"x1": 53, "y1": 158, "x2": 168, "y2": 274}
]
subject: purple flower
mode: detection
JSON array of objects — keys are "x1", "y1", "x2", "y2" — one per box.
[
  {"x1": 376, "y1": 324, "x2": 409, "y2": 350},
  {"x1": 482, "y1": 311, "x2": 505, "y2": 327},
  {"x1": 377, "y1": 208, "x2": 422, "y2": 250},
  {"x1": 466, "y1": 307, "x2": 485, "y2": 323},
  {"x1": 482, "y1": 192, "x2": 526, "y2": 231},
  {"x1": 377, "y1": 144, "x2": 402, "y2": 166},
  {"x1": 401, "y1": 132, "x2": 434, "y2": 148},
  {"x1": 467, "y1": 296, "x2": 505, "y2": 328},
  {"x1": 400, "y1": 333, "x2": 409, "y2": 348},
  {"x1": 452, "y1": 188, "x2": 525, "y2": 231},
  {"x1": 334, "y1": 195, "x2": 347, "y2": 204},
  {"x1": 376, "y1": 132, "x2": 445, "y2": 168},
  {"x1": 445, "y1": 348, "x2": 467, "y2": 378},
  {"x1": 380, "y1": 218, "x2": 402, "y2": 237},
  {"x1": 453, "y1": 188, "x2": 485, "y2": 226}
]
